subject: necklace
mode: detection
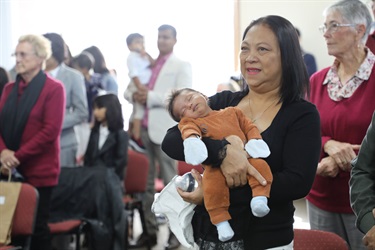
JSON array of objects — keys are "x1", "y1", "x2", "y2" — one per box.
[{"x1": 249, "y1": 98, "x2": 278, "y2": 123}]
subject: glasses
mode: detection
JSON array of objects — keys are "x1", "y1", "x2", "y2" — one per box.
[
  {"x1": 319, "y1": 23, "x2": 356, "y2": 34},
  {"x1": 11, "y1": 52, "x2": 36, "y2": 59}
]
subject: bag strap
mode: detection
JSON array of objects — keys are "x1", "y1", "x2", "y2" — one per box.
[{"x1": 0, "y1": 166, "x2": 12, "y2": 182}]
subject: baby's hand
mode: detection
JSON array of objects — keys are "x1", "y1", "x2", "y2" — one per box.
[
  {"x1": 245, "y1": 139, "x2": 270, "y2": 158},
  {"x1": 183, "y1": 137, "x2": 208, "y2": 165}
]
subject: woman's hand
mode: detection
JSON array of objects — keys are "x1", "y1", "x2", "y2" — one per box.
[
  {"x1": 316, "y1": 156, "x2": 339, "y2": 178},
  {"x1": 0, "y1": 149, "x2": 20, "y2": 169},
  {"x1": 324, "y1": 139, "x2": 360, "y2": 171},
  {"x1": 221, "y1": 135, "x2": 266, "y2": 188},
  {"x1": 133, "y1": 87, "x2": 148, "y2": 104},
  {"x1": 177, "y1": 169, "x2": 204, "y2": 205}
]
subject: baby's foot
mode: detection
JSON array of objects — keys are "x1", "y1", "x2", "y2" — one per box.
[
  {"x1": 251, "y1": 196, "x2": 270, "y2": 217},
  {"x1": 215, "y1": 221, "x2": 234, "y2": 242}
]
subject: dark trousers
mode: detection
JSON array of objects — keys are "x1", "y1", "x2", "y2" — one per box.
[{"x1": 30, "y1": 186, "x2": 53, "y2": 250}]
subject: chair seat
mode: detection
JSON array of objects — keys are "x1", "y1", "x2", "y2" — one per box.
[
  {"x1": 294, "y1": 229, "x2": 349, "y2": 250},
  {"x1": 48, "y1": 220, "x2": 83, "y2": 234}
]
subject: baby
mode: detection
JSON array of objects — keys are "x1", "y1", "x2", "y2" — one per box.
[{"x1": 166, "y1": 88, "x2": 273, "y2": 242}]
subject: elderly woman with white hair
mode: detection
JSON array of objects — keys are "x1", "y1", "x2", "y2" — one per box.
[
  {"x1": 306, "y1": 0, "x2": 375, "y2": 249},
  {"x1": 0, "y1": 34, "x2": 65, "y2": 250}
]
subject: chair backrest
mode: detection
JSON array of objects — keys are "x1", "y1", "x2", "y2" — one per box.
[
  {"x1": 177, "y1": 161, "x2": 204, "y2": 175},
  {"x1": 124, "y1": 149, "x2": 149, "y2": 194},
  {"x1": 12, "y1": 183, "x2": 39, "y2": 235},
  {"x1": 294, "y1": 229, "x2": 349, "y2": 250}
]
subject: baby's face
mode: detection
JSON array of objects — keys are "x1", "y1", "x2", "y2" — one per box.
[
  {"x1": 129, "y1": 37, "x2": 145, "y2": 53},
  {"x1": 173, "y1": 90, "x2": 210, "y2": 120}
]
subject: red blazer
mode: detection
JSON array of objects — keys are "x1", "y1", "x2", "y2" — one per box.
[{"x1": 0, "y1": 74, "x2": 65, "y2": 187}]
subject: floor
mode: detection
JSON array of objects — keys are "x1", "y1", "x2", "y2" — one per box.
[{"x1": 130, "y1": 198, "x2": 310, "y2": 250}]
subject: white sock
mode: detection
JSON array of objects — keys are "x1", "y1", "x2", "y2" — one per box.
[
  {"x1": 215, "y1": 221, "x2": 234, "y2": 242},
  {"x1": 251, "y1": 196, "x2": 270, "y2": 217}
]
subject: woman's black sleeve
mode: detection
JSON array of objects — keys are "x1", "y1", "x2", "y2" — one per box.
[
  {"x1": 161, "y1": 125, "x2": 185, "y2": 161},
  {"x1": 161, "y1": 125, "x2": 229, "y2": 167}
]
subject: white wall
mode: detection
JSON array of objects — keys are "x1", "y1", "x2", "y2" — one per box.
[
  {"x1": 0, "y1": 0, "x2": 235, "y2": 96},
  {"x1": 238, "y1": 0, "x2": 339, "y2": 71},
  {"x1": 2, "y1": 0, "x2": 373, "y2": 90},
  {"x1": 0, "y1": 0, "x2": 235, "y2": 128}
]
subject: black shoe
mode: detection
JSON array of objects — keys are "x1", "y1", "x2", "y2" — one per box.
[
  {"x1": 129, "y1": 233, "x2": 157, "y2": 248},
  {"x1": 129, "y1": 137, "x2": 146, "y2": 154},
  {"x1": 164, "y1": 232, "x2": 180, "y2": 250}
]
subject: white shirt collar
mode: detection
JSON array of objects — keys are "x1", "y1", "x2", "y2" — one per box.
[{"x1": 48, "y1": 64, "x2": 61, "y2": 78}]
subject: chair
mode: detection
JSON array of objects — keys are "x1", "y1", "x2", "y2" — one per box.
[
  {"x1": 293, "y1": 228, "x2": 349, "y2": 250},
  {"x1": 48, "y1": 220, "x2": 86, "y2": 250},
  {"x1": 177, "y1": 161, "x2": 204, "y2": 175},
  {"x1": 48, "y1": 167, "x2": 125, "y2": 249},
  {"x1": 0, "y1": 183, "x2": 39, "y2": 250},
  {"x1": 123, "y1": 149, "x2": 150, "y2": 249}
]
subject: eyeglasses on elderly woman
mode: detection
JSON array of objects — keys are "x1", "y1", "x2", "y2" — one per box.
[{"x1": 319, "y1": 22, "x2": 356, "y2": 34}]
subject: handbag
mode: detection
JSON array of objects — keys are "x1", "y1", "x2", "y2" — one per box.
[{"x1": 0, "y1": 166, "x2": 22, "y2": 246}]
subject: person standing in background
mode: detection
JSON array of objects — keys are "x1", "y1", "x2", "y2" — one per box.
[
  {"x1": 124, "y1": 24, "x2": 192, "y2": 249},
  {"x1": 0, "y1": 34, "x2": 65, "y2": 250},
  {"x1": 43, "y1": 33, "x2": 88, "y2": 168},
  {"x1": 295, "y1": 27, "x2": 318, "y2": 77},
  {"x1": 306, "y1": 1, "x2": 375, "y2": 249},
  {"x1": 125, "y1": 32, "x2": 154, "y2": 141},
  {"x1": 350, "y1": 112, "x2": 375, "y2": 249},
  {"x1": 43, "y1": 32, "x2": 88, "y2": 250},
  {"x1": 84, "y1": 93, "x2": 128, "y2": 182},
  {"x1": 83, "y1": 45, "x2": 118, "y2": 94},
  {"x1": 70, "y1": 52, "x2": 103, "y2": 164},
  {"x1": 70, "y1": 52, "x2": 103, "y2": 123}
]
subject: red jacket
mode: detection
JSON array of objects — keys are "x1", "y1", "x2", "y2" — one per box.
[{"x1": 0, "y1": 75, "x2": 65, "y2": 187}]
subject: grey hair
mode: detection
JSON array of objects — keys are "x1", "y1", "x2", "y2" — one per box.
[
  {"x1": 18, "y1": 34, "x2": 52, "y2": 69},
  {"x1": 324, "y1": 0, "x2": 372, "y2": 44}
]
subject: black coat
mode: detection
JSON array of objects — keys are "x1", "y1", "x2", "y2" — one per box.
[
  {"x1": 49, "y1": 167, "x2": 127, "y2": 250},
  {"x1": 84, "y1": 128, "x2": 129, "y2": 180}
]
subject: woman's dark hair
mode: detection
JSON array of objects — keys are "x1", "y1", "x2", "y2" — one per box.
[
  {"x1": 242, "y1": 15, "x2": 310, "y2": 103},
  {"x1": 92, "y1": 93, "x2": 123, "y2": 132},
  {"x1": 71, "y1": 52, "x2": 94, "y2": 70},
  {"x1": 83, "y1": 46, "x2": 109, "y2": 74}
]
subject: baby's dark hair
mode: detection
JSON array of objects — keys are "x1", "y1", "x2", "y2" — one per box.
[
  {"x1": 166, "y1": 88, "x2": 200, "y2": 122},
  {"x1": 126, "y1": 33, "x2": 143, "y2": 46}
]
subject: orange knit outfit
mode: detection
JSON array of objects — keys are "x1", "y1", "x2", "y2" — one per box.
[{"x1": 179, "y1": 106, "x2": 273, "y2": 225}]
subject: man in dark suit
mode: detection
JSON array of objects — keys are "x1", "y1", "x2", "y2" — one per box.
[{"x1": 295, "y1": 27, "x2": 318, "y2": 77}]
